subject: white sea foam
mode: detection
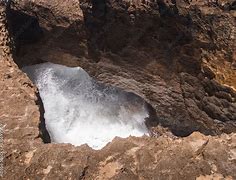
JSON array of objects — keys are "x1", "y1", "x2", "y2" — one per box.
[{"x1": 23, "y1": 63, "x2": 149, "y2": 149}]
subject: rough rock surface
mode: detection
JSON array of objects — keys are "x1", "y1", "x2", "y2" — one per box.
[
  {"x1": 12, "y1": 0, "x2": 236, "y2": 136},
  {"x1": 0, "y1": 0, "x2": 236, "y2": 179}
]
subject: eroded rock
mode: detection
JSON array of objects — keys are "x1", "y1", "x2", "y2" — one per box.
[{"x1": 1, "y1": 0, "x2": 236, "y2": 179}]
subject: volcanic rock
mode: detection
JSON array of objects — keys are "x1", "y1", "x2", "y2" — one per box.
[{"x1": 0, "y1": 0, "x2": 236, "y2": 179}]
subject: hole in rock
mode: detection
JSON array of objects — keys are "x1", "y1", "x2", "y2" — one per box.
[{"x1": 23, "y1": 63, "x2": 157, "y2": 149}]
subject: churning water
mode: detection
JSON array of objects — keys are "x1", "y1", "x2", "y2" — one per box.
[{"x1": 23, "y1": 63, "x2": 149, "y2": 149}]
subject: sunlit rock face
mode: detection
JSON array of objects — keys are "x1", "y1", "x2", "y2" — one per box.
[{"x1": 23, "y1": 63, "x2": 149, "y2": 149}]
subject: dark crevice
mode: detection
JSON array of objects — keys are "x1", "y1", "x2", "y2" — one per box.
[
  {"x1": 9, "y1": 9, "x2": 43, "y2": 43},
  {"x1": 122, "y1": 91, "x2": 159, "y2": 130},
  {"x1": 145, "y1": 102, "x2": 159, "y2": 128},
  {"x1": 7, "y1": 8, "x2": 43, "y2": 66},
  {"x1": 36, "y1": 92, "x2": 51, "y2": 143}
]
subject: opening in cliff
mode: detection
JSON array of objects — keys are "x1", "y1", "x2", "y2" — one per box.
[{"x1": 23, "y1": 63, "x2": 156, "y2": 149}]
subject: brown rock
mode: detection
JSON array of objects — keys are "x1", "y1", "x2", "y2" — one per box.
[{"x1": 0, "y1": 0, "x2": 236, "y2": 179}]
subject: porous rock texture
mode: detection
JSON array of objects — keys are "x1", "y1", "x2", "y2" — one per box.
[{"x1": 1, "y1": 0, "x2": 236, "y2": 179}]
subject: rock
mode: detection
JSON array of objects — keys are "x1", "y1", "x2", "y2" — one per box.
[
  {"x1": 0, "y1": 0, "x2": 236, "y2": 179},
  {"x1": 202, "y1": 65, "x2": 216, "y2": 79}
]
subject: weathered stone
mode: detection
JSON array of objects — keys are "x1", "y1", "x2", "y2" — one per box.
[{"x1": 0, "y1": 0, "x2": 236, "y2": 179}]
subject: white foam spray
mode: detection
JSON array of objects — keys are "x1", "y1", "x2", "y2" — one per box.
[{"x1": 23, "y1": 63, "x2": 149, "y2": 149}]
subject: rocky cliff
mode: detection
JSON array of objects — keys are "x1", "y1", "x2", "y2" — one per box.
[{"x1": 1, "y1": 0, "x2": 236, "y2": 179}]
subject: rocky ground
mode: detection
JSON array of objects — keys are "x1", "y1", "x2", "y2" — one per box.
[{"x1": 1, "y1": 0, "x2": 236, "y2": 179}]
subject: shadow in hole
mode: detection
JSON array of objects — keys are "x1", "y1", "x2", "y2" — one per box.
[
  {"x1": 116, "y1": 91, "x2": 159, "y2": 130},
  {"x1": 7, "y1": 8, "x2": 43, "y2": 66},
  {"x1": 8, "y1": 9, "x2": 43, "y2": 43},
  {"x1": 36, "y1": 92, "x2": 51, "y2": 143}
]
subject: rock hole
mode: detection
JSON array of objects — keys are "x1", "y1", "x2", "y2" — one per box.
[{"x1": 22, "y1": 62, "x2": 158, "y2": 149}]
